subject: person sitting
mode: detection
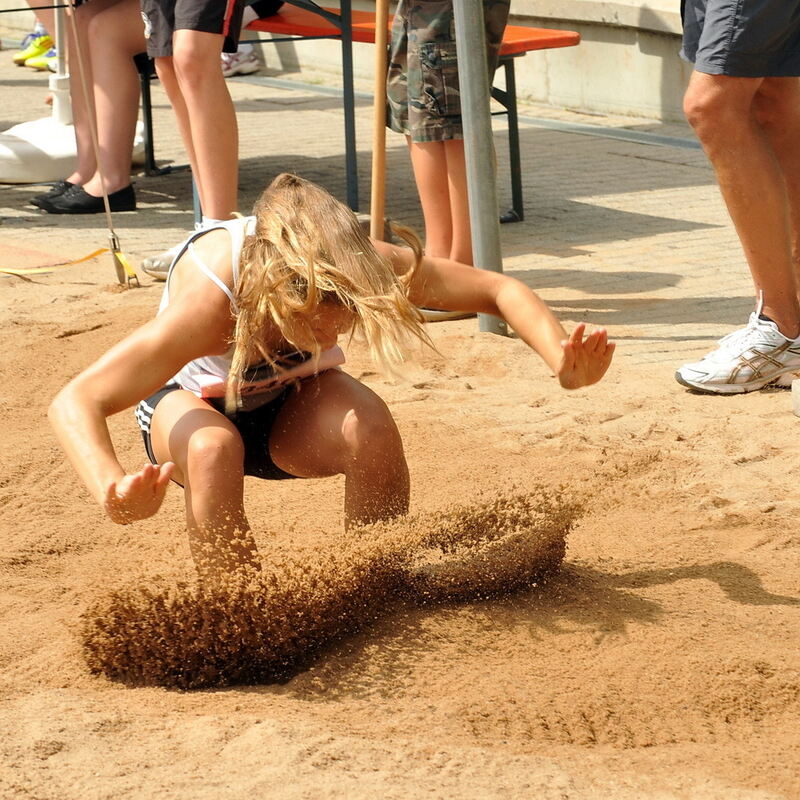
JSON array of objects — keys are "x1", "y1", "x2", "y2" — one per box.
[{"x1": 221, "y1": 0, "x2": 284, "y2": 78}]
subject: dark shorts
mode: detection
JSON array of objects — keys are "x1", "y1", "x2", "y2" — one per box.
[
  {"x1": 140, "y1": 0, "x2": 244, "y2": 57},
  {"x1": 135, "y1": 384, "x2": 297, "y2": 482},
  {"x1": 387, "y1": 0, "x2": 510, "y2": 142},
  {"x1": 681, "y1": 0, "x2": 800, "y2": 77},
  {"x1": 246, "y1": 0, "x2": 283, "y2": 16}
]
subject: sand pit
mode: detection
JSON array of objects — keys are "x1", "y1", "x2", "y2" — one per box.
[
  {"x1": 2, "y1": 252, "x2": 799, "y2": 800},
  {"x1": 82, "y1": 493, "x2": 576, "y2": 689}
]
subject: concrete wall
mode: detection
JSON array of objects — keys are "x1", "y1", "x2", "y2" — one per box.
[
  {"x1": 0, "y1": 0, "x2": 692, "y2": 121},
  {"x1": 509, "y1": 0, "x2": 691, "y2": 121}
]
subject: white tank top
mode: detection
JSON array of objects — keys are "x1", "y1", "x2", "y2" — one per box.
[{"x1": 159, "y1": 217, "x2": 344, "y2": 409}]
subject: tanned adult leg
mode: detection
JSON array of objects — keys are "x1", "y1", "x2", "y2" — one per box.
[
  {"x1": 27, "y1": 0, "x2": 102, "y2": 184},
  {"x1": 82, "y1": 0, "x2": 145, "y2": 197},
  {"x1": 684, "y1": 71, "x2": 800, "y2": 337},
  {"x1": 753, "y1": 77, "x2": 800, "y2": 314}
]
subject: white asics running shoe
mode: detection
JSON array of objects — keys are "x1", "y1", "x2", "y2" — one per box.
[{"x1": 675, "y1": 312, "x2": 800, "y2": 394}]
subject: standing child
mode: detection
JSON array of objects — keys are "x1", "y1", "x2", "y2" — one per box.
[
  {"x1": 49, "y1": 174, "x2": 614, "y2": 583},
  {"x1": 387, "y1": 0, "x2": 510, "y2": 319}
]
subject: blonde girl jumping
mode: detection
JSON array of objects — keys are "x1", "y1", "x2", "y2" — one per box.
[{"x1": 49, "y1": 174, "x2": 615, "y2": 581}]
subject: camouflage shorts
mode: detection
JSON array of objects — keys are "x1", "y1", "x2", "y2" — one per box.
[{"x1": 387, "y1": 0, "x2": 510, "y2": 142}]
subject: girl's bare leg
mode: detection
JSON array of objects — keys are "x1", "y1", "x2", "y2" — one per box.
[
  {"x1": 149, "y1": 390, "x2": 259, "y2": 581},
  {"x1": 149, "y1": 372, "x2": 408, "y2": 575},
  {"x1": 269, "y1": 371, "x2": 410, "y2": 527}
]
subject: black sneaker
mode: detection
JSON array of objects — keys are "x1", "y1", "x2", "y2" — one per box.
[
  {"x1": 30, "y1": 179, "x2": 74, "y2": 208},
  {"x1": 39, "y1": 184, "x2": 136, "y2": 214}
]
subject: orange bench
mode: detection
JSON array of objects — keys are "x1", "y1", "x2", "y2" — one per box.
[
  {"x1": 249, "y1": 5, "x2": 579, "y2": 54},
  {"x1": 245, "y1": 3, "x2": 580, "y2": 221}
]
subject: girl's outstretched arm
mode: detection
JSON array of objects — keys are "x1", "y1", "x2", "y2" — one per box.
[
  {"x1": 48, "y1": 272, "x2": 233, "y2": 521},
  {"x1": 372, "y1": 240, "x2": 614, "y2": 389}
]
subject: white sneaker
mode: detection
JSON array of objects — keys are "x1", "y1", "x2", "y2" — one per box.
[
  {"x1": 221, "y1": 51, "x2": 261, "y2": 78},
  {"x1": 140, "y1": 242, "x2": 183, "y2": 281},
  {"x1": 675, "y1": 312, "x2": 800, "y2": 394}
]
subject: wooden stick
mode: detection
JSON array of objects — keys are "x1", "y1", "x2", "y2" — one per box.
[{"x1": 370, "y1": 0, "x2": 390, "y2": 240}]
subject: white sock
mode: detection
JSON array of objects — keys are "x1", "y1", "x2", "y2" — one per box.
[
  {"x1": 237, "y1": 43, "x2": 254, "y2": 56},
  {"x1": 34, "y1": 21, "x2": 47, "y2": 35}
]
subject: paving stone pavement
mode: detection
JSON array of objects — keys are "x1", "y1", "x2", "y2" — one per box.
[{"x1": 0, "y1": 40, "x2": 755, "y2": 369}]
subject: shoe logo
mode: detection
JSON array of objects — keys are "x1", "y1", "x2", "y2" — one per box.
[{"x1": 730, "y1": 341, "x2": 792, "y2": 382}]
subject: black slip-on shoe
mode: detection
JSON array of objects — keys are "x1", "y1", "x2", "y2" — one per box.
[
  {"x1": 30, "y1": 179, "x2": 74, "y2": 208},
  {"x1": 40, "y1": 184, "x2": 136, "y2": 214}
]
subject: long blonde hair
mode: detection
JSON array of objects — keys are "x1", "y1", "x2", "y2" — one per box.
[{"x1": 227, "y1": 173, "x2": 432, "y2": 411}]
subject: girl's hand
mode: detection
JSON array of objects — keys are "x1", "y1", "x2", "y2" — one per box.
[
  {"x1": 102, "y1": 462, "x2": 175, "y2": 524},
  {"x1": 557, "y1": 324, "x2": 615, "y2": 389}
]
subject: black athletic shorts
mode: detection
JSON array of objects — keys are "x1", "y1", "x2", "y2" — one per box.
[
  {"x1": 247, "y1": 0, "x2": 283, "y2": 17},
  {"x1": 681, "y1": 0, "x2": 800, "y2": 77},
  {"x1": 140, "y1": 0, "x2": 245, "y2": 57},
  {"x1": 135, "y1": 384, "x2": 298, "y2": 483}
]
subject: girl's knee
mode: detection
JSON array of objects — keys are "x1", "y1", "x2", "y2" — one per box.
[
  {"x1": 185, "y1": 428, "x2": 245, "y2": 478},
  {"x1": 340, "y1": 401, "x2": 404, "y2": 464}
]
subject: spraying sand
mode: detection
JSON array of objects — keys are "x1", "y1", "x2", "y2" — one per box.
[{"x1": 82, "y1": 492, "x2": 577, "y2": 689}]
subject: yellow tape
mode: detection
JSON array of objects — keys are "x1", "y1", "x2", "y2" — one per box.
[
  {"x1": 113, "y1": 249, "x2": 138, "y2": 279},
  {"x1": 0, "y1": 247, "x2": 110, "y2": 276}
]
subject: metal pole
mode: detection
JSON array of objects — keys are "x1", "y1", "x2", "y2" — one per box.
[
  {"x1": 340, "y1": 0, "x2": 359, "y2": 211},
  {"x1": 452, "y1": 0, "x2": 507, "y2": 336}
]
